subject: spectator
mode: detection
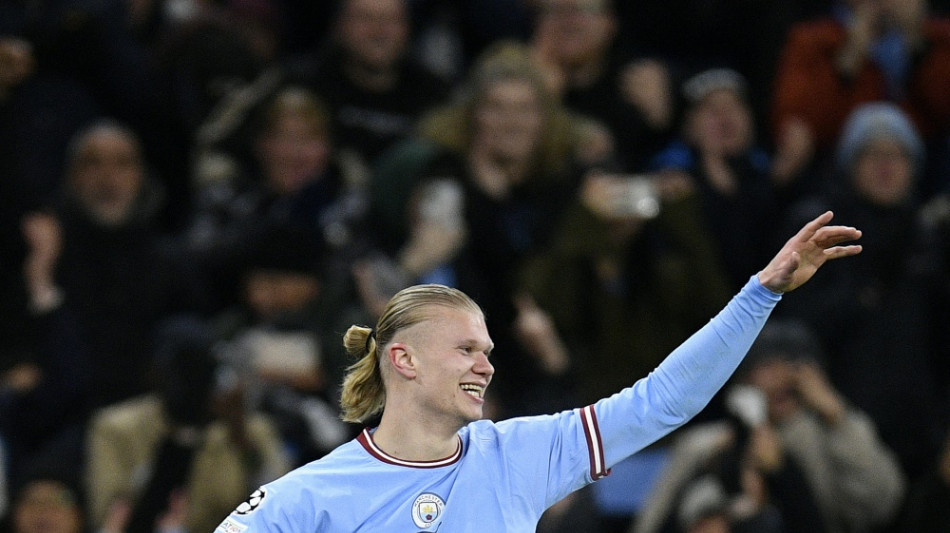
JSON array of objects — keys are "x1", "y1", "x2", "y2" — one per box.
[
  {"x1": 214, "y1": 223, "x2": 365, "y2": 465},
  {"x1": 650, "y1": 68, "x2": 780, "y2": 290},
  {"x1": 673, "y1": 476, "x2": 734, "y2": 533},
  {"x1": 634, "y1": 320, "x2": 904, "y2": 533},
  {"x1": 0, "y1": 214, "x2": 91, "y2": 493},
  {"x1": 671, "y1": 473, "x2": 792, "y2": 533},
  {"x1": 520, "y1": 167, "x2": 733, "y2": 408},
  {"x1": 85, "y1": 317, "x2": 291, "y2": 533},
  {"x1": 188, "y1": 86, "x2": 369, "y2": 311},
  {"x1": 770, "y1": 0, "x2": 950, "y2": 192},
  {"x1": 515, "y1": 76, "x2": 735, "y2": 406},
  {"x1": 613, "y1": 0, "x2": 815, "y2": 136},
  {"x1": 0, "y1": 36, "x2": 99, "y2": 352},
  {"x1": 25, "y1": 120, "x2": 207, "y2": 412},
  {"x1": 517, "y1": 147, "x2": 734, "y2": 529},
  {"x1": 776, "y1": 102, "x2": 947, "y2": 481},
  {"x1": 530, "y1": 0, "x2": 676, "y2": 171},
  {"x1": 4, "y1": 468, "x2": 86, "y2": 533},
  {"x1": 284, "y1": 0, "x2": 452, "y2": 174}
]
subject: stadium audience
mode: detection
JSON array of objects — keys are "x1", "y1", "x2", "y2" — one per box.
[
  {"x1": 770, "y1": 0, "x2": 950, "y2": 195},
  {"x1": 1, "y1": 2, "x2": 949, "y2": 530}
]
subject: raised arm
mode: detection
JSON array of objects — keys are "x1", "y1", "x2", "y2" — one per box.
[{"x1": 592, "y1": 211, "x2": 862, "y2": 468}]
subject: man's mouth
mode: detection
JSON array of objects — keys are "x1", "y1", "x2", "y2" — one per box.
[{"x1": 460, "y1": 384, "x2": 485, "y2": 399}]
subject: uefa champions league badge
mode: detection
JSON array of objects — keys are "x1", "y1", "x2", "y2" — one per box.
[
  {"x1": 411, "y1": 492, "x2": 445, "y2": 528},
  {"x1": 235, "y1": 488, "x2": 266, "y2": 515}
]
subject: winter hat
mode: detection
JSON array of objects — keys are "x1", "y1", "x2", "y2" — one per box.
[
  {"x1": 677, "y1": 475, "x2": 729, "y2": 531},
  {"x1": 736, "y1": 319, "x2": 825, "y2": 378},
  {"x1": 682, "y1": 68, "x2": 746, "y2": 105},
  {"x1": 835, "y1": 102, "x2": 924, "y2": 172}
]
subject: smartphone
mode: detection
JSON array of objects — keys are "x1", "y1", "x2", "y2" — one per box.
[
  {"x1": 725, "y1": 384, "x2": 768, "y2": 428},
  {"x1": 607, "y1": 175, "x2": 660, "y2": 219}
]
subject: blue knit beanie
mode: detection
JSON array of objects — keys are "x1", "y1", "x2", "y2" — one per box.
[{"x1": 835, "y1": 102, "x2": 924, "y2": 172}]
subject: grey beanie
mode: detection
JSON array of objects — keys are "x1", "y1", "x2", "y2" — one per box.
[
  {"x1": 682, "y1": 68, "x2": 747, "y2": 105},
  {"x1": 736, "y1": 318, "x2": 825, "y2": 378},
  {"x1": 835, "y1": 102, "x2": 924, "y2": 172},
  {"x1": 677, "y1": 475, "x2": 729, "y2": 530}
]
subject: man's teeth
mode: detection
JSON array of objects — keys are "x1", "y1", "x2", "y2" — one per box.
[{"x1": 460, "y1": 384, "x2": 483, "y2": 398}]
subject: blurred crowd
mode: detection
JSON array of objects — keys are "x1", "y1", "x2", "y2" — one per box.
[{"x1": 1, "y1": 0, "x2": 950, "y2": 532}]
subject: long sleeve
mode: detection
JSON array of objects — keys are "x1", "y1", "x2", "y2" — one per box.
[{"x1": 593, "y1": 275, "x2": 781, "y2": 468}]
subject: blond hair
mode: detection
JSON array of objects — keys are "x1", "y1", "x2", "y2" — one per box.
[
  {"x1": 416, "y1": 40, "x2": 582, "y2": 179},
  {"x1": 339, "y1": 284, "x2": 483, "y2": 423}
]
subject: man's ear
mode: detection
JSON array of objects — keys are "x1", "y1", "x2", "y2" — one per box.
[{"x1": 387, "y1": 342, "x2": 417, "y2": 379}]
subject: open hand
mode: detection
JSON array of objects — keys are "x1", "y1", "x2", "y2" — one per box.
[
  {"x1": 794, "y1": 362, "x2": 845, "y2": 425},
  {"x1": 757, "y1": 211, "x2": 862, "y2": 293},
  {"x1": 619, "y1": 59, "x2": 672, "y2": 129},
  {"x1": 512, "y1": 294, "x2": 570, "y2": 375}
]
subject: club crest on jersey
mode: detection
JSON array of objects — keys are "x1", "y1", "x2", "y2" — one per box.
[
  {"x1": 235, "y1": 488, "x2": 266, "y2": 515},
  {"x1": 411, "y1": 492, "x2": 445, "y2": 528}
]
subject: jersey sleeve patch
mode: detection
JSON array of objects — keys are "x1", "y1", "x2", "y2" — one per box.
[
  {"x1": 215, "y1": 517, "x2": 249, "y2": 533},
  {"x1": 235, "y1": 487, "x2": 267, "y2": 515},
  {"x1": 580, "y1": 405, "x2": 610, "y2": 480}
]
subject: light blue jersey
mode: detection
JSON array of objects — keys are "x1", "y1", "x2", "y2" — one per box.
[{"x1": 216, "y1": 276, "x2": 780, "y2": 532}]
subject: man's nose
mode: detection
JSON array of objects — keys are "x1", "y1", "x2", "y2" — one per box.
[{"x1": 474, "y1": 352, "x2": 494, "y2": 377}]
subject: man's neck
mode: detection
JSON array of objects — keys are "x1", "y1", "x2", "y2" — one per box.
[{"x1": 371, "y1": 410, "x2": 462, "y2": 461}]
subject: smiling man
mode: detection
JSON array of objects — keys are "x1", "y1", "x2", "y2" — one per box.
[{"x1": 216, "y1": 211, "x2": 862, "y2": 532}]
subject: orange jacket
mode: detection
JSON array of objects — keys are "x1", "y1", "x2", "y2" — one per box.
[{"x1": 771, "y1": 18, "x2": 950, "y2": 149}]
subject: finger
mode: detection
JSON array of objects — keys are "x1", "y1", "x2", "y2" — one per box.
[
  {"x1": 812, "y1": 231, "x2": 861, "y2": 248},
  {"x1": 793, "y1": 211, "x2": 835, "y2": 243},
  {"x1": 823, "y1": 244, "x2": 863, "y2": 260},
  {"x1": 812, "y1": 225, "x2": 862, "y2": 247},
  {"x1": 814, "y1": 232, "x2": 862, "y2": 249}
]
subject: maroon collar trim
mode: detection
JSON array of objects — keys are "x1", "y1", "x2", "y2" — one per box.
[{"x1": 357, "y1": 428, "x2": 463, "y2": 468}]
